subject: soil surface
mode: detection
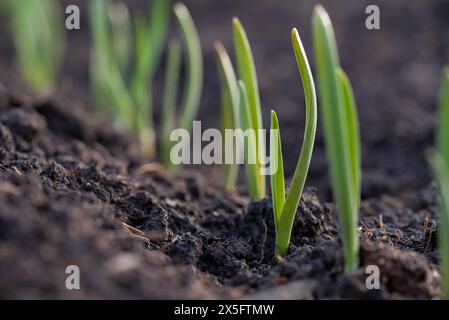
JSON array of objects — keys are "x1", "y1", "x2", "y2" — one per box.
[{"x1": 0, "y1": 0, "x2": 448, "y2": 299}]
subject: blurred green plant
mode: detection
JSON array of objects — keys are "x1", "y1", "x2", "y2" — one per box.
[
  {"x1": 428, "y1": 68, "x2": 449, "y2": 300},
  {"x1": 2, "y1": 0, "x2": 65, "y2": 96},
  {"x1": 91, "y1": 1, "x2": 203, "y2": 164},
  {"x1": 312, "y1": 5, "x2": 361, "y2": 272},
  {"x1": 90, "y1": 0, "x2": 170, "y2": 159},
  {"x1": 270, "y1": 28, "x2": 317, "y2": 257},
  {"x1": 215, "y1": 42, "x2": 239, "y2": 192},
  {"x1": 174, "y1": 3, "x2": 203, "y2": 133},
  {"x1": 159, "y1": 2, "x2": 203, "y2": 171},
  {"x1": 233, "y1": 18, "x2": 266, "y2": 199},
  {"x1": 161, "y1": 41, "x2": 182, "y2": 170}
]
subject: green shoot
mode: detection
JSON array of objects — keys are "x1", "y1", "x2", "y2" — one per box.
[
  {"x1": 437, "y1": 68, "x2": 449, "y2": 165},
  {"x1": 312, "y1": 5, "x2": 361, "y2": 272},
  {"x1": 131, "y1": 0, "x2": 170, "y2": 158},
  {"x1": 239, "y1": 81, "x2": 260, "y2": 198},
  {"x1": 108, "y1": 2, "x2": 132, "y2": 75},
  {"x1": 429, "y1": 68, "x2": 449, "y2": 299},
  {"x1": 270, "y1": 28, "x2": 317, "y2": 257},
  {"x1": 174, "y1": 3, "x2": 203, "y2": 132},
  {"x1": 4, "y1": 0, "x2": 64, "y2": 96},
  {"x1": 270, "y1": 111, "x2": 285, "y2": 229},
  {"x1": 161, "y1": 41, "x2": 182, "y2": 170},
  {"x1": 215, "y1": 42, "x2": 240, "y2": 192},
  {"x1": 90, "y1": 0, "x2": 171, "y2": 159},
  {"x1": 90, "y1": 0, "x2": 135, "y2": 126},
  {"x1": 233, "y1": 18, "x2": 266, "y2": 199}
]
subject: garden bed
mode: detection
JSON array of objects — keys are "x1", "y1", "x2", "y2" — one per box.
[
  {"x1": 0, "y1": 90, "x2": 440, "y2": 298},
  {"x1": 0, "y1": 0, "x2": 448, "y2": 299}
]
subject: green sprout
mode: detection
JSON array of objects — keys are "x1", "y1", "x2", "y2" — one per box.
[
  {"x1": 159, "y1": 2, "x2": 203, "y2": 172},
  {"x1": 312, "y1": 5, "x2": 361, "y2": 272},
  {"x1": 161, "y1": 41, "x2": 182, "y2": 170},
  {"x1": 3, "y1": 0, "x2": 64, "y2": 96},
  {"x1": 238, "y1": 80, "x2": 260, "y2": 198},
  {"x1": 429, "y1": 68, "x2": 449, "y2": 300},
  {"x1": 215, "y1": 42, "x2": 240, "y2": 192},
  {"x1": 233, "y1": 18, "x2": 266, "y2": 199},
  {"x1": 90, "y1": 0, "x2": 170, "y2": 159},
  {"x1": 174, "y1": 2, "x2": 203, "y2": 133},
  {"x1": 270, "y1": 28, "x2": 317, "y2": 257}
]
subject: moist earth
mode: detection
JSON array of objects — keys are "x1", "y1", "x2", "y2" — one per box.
[
  {"x1": 0, "y1": 0, "x2": 448, "y2": 299},
  {"x1": 0, "y1": 91, "x2": 441, "y2": 298}
]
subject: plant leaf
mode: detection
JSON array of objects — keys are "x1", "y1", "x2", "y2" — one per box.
[
  {"x1": 239, "y1": 81, "x2": 260, "y2": 199},
  {"x1": 270, "y1": 110, "x2": 285, "y2": 225},
  {"x1": 215, "y1": 42, "x2": 240, "y2": 192},
  {"x1": 148, "y1": 0, "x2": 171, "y2": 77},
  {"x1": 428, "y1": 151, "x2": 449, "y2": 300},
  {"x1": 90, "y1": 0, "x2": 135, "y2": 126},
  {"x1": 233, "y1": 17, "x2": 265, "y2": 199},
  {"x1": 161, "y1": 41, "x2": 182, "y2": 170},
  {"x1": 274, "y1": 28, "x2": 317, "y2": 257},
  {"x1": 108, "y1": 1, "x2": 131, "y2": 75},
  {"x1": 174, "y1": 2, "x2": 203, "y2": 132},
  {"x1": 437, "y1": 68, "x2": 449, "y2": 165},
  {"x1": 312, "y1": 5, "x2": 359, "y2": 272},
  {"x1": 8, "y1": 0, "x2": 64, "y2": 95},
  {"x1": 336, "y1": 68, "x2": 361, "y2": 209}
]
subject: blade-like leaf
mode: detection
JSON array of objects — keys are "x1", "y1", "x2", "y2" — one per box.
[
  {"x1": 437, "y1": 68, "x2": 449, "y2": 164},
  {"x1": 274, "y1": 28, "x2": 317, "y2": 257},
  {"x1": 313, "y1": 5, "x2": 359, "y2": 272},
  {"x1": 270, "y1": 110, "x2": 285, "y2": 225},
  {"x1": 174, "y1": 3, "x2": 203, "y2": 132},
  {"x1": 428, "y1": 151, "x2": 449, "y2": 300},
  {"x1": 8, "y1": 0, "x2": 64, "y2": 95},
  {"x1": 161, "y1": 41, "x2": 182, "y2": 170},
  {"x1": 90, "y1": 0, "x2": 134, "y2": 126},
  {"x1": 336, "y1": 68, "x2": 361, "y2": 209},
  {"x1": 108, "y1": 1, "x2": 131, "y2": 75},
  {"x1": 148, "y1": 0, "x2": 170, "y2": 77},
  {"x1": 239, "y1": 81, "x2": 260, "y2": 199},
  {"x1": 90, "y1": 0, "x2": 111, "y2": 64},
  {"x1": 215, "y1": 42, "x2": 240, "y2": 191},
  {"x1": 233, "y1": 17, "x2": 265, "y2": 199}
]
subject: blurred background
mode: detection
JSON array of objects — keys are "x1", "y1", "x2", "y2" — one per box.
[{"x1": 1, "y1": 0, "x2": 448, "y2": 201}]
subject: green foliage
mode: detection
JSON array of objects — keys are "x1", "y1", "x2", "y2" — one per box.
[
  {"x1": 90, "y1": 0, "x2": 135, "y2": 126},
  {"x1": 238, "y1": 80, "x2": 260, "y2": 198},
  {"x1": 312, "y1": 5, "x2": 361, "y2": 272},
  {"x1": 233, "y1": 18, "x2": 266, "y2": 199},
  {"x1": 4, "y1": 0, "x2": 64, "y2": 96},
  {"x1": 90, "y1": 0, "x2": 171, "y2": 159},
  {"x1": 174, "y1": 2, "x2": 204, "y2": 132},
  {"x1": 270, "y1": 28, "x2": 317, "y2": 257},
  {"x1": 215, "y1": 42, "x2": 240, "y2": 192},
  {"x1": 429, "y1": 68, "x2": 449, "y2": 299},
  {"x1": 161, "y1": 41, "x2": 182, "y2": 170}
]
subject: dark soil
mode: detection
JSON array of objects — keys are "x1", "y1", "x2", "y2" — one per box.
[
  {"x1": 0, "y1": 0, "x2": 448, "y2": 299},
  {"x1": 0, "y1": 90, "x2": 441, "y2": 298}
]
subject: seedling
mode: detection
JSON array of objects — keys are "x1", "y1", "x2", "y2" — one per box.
[
  {"x1": 131, "y1": 0, "x2": 170, "y2": 158},
  {"x1": 2, "y1": 0, "x2": 64, "y2": 96},
  {"x1": 429, "y1": 68, "x2": 449, "y2": 300},
  {"x1": 312, "y1": 5, "x2": 361, "y2": 272},
  {"x1": 239, "y1": 80, "x2": 260, "y2": 198},
  {"x1": 270, "y1": 28, "x2": 317, "y2": 257},
  {"x1": 159, "y1": 2, "x2": 203, "y2": 171},
  {"x1": 215, "y1": 42, "x2": 240, "y2": 192},
  {"x1": 161, "y1": 41, "x2": 182, "y2": 170},
  {"x1": 90, "y1": 0, "x2": 169, "y2": 158},
  {"x1": 91, "y1": 1, "x2": 203, "y2": 164},
  {"x1": 233, "y1": 18, "x2": 266, "y2": 199},
  {"x1": 174, "y1": 3, "x2": 203, "y2": 133}
]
